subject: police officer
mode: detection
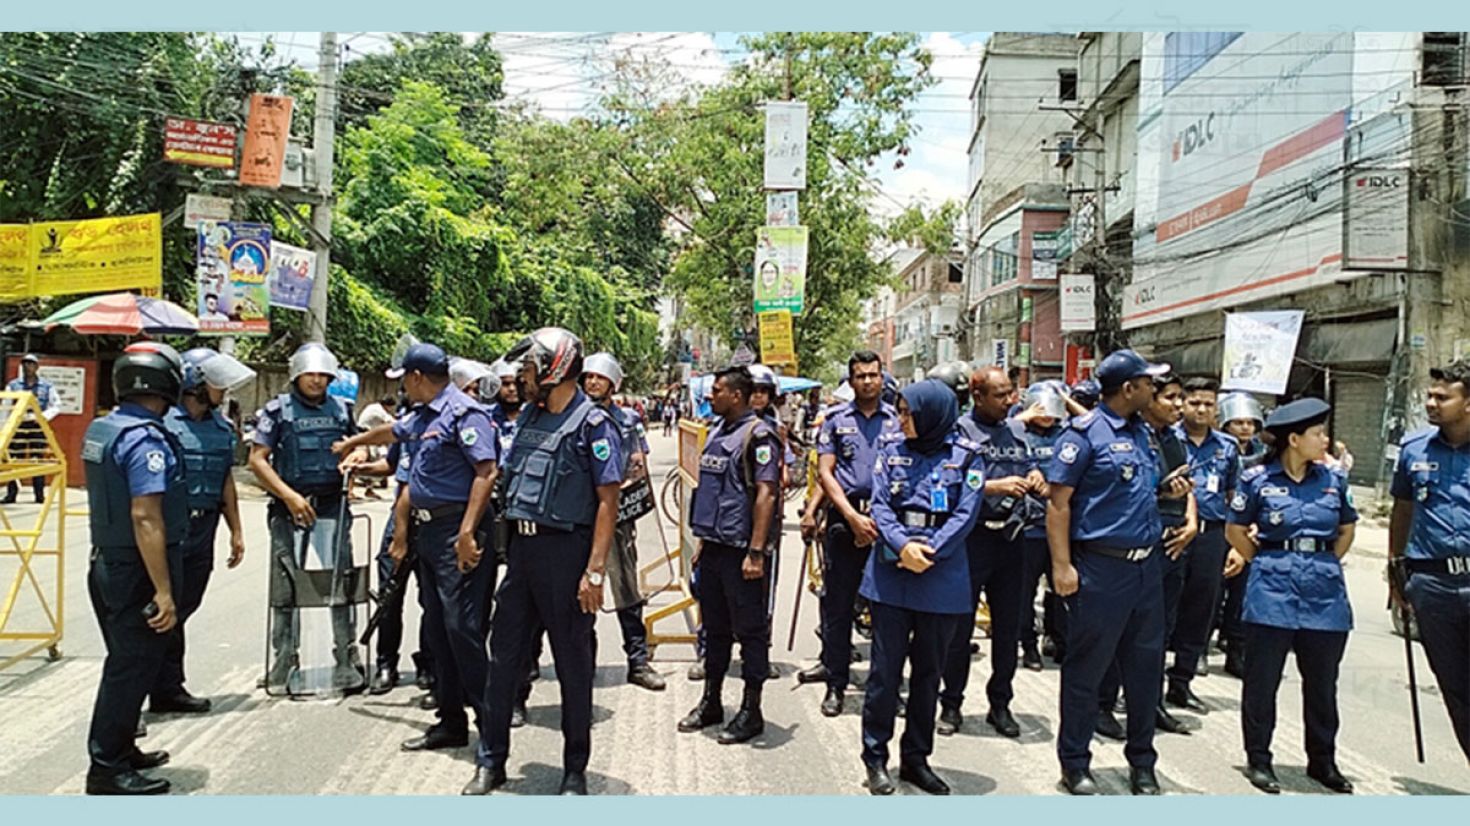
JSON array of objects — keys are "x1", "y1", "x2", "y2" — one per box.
[
  {"x1": 473, "y1": 328, "x2": 623, "y2": 797},
  {"x1": 1047, "y1": 349, "x2": 1170, "y2": 796},
  {"x1": 937, "y1": 365, "x2": 1039, "y2": 740},
  {"x1": 148, "y1": 348, "x2": 254, "y2": 715},
  {"x1": 860, "y1": 379, "x2": 985, "y2": 796},
  {"x1": 487, "y1": 359, "x2": 524, "y2": 456},
  {"x1": 926, "y1": 361, "x2": 972, "y2": 412},
  {"x1": 1069, "y1": 378, "x2": 1101, "y2": 412},
  {"x1": 801, "y1": 350, "x2": 901, "y2": 716},
  {"x1": 1225, "y1": 398, "x2": 1357, "y2": 794},
  {"x1": 1217, "y1": 392, "x2": 1267, "y2": 679},
  {"x1": 678, "y1": 366, "x2": 780, "y2": 746},
  {"x1": 247, "y1": 342, "x2": 364, "y2": 691},
  {"x1": 1389, "y1": 359, "x2": 1470, "y2": 763},
  {"x1": 1165, "y1": 377, "x2": 1238, "y2": 710},
  {"x1": 1015, "y1": 382, "x2": 1068, "y2": 670},
  {"x1": 747, "y1": 363, "x2": 788, "y2": 680},
  {"x1": 5, "y1": 353, "x2": 59, "y2": 504},
  {"x1": 82, "y1": 343, "x2": 187, "y2": 795}
]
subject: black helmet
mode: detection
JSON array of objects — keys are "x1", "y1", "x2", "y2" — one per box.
[
  {"x1": 926, "y1": 361, "x2": 971, "y2": 404},
  {"x1": 881, "y1": 371, "x2": 899, "y2": 406},
  {"x1": 1070, "y1": 378, "x2": 1101, "y2": 410},
  {"x1": 114, "y1": 342, "x2": 183, "y2": 404},
  {"x1": 503, "y1": 327, "x2": 584, "y2": 387}
]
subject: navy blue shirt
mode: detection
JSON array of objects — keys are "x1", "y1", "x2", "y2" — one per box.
[
  {"x1": 1047, "y1": 402, "x2": 1161, "y2": 547},
  {"x1": 396, "y1": 384, "x2": 499, "y2": 508},
  {"x1": 1021, "y1": 422, "x2": 1064, "y2": 540},
  {"x1": 1391, "y1": 427, "x2": 1470, "y2": 561},
  {"x1": 689, "y1": 410, "x2": 781, "y2": 547},
  {"x1": 488, "y1": 402, "x2": 521, "y2": 457},
  {"x1": 957, "y1": 412, "x2": 1036, "y2": 521},
  {"x1": 7, "y1": 376, "x2": 55, "y2": 411},
  {"x1": 816, "y1": 400, "x2": 901, "y2": 502},
  {"x1": 113, "y1": 401, "x2": 178, "y2": 497},
  {"x1": 1177, "y1": 424, "x2": 1240, "y2": 524}
]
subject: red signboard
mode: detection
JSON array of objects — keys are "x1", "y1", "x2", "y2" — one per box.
[
  {"x1": 1064, "y1": 344, "x2": 1094, "y2": 386},
  {"x1": 163, "y1": 117, "x2": 237, "y2": 169}
]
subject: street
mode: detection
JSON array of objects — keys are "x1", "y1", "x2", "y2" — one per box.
[{"x1": 1, "y1": 427, "x2": 1466, "y2": 796}]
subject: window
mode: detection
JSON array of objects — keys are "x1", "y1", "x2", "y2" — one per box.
[
  {"x1": 1422, "y1": 32, "x2": 1465, "y2": 87},
  {"x1": 1058, "y1": 69, "x2": 1078, "y2": 102},
  {"x1": 1163, "y1": 31, "x2": 1241, "y2": 94},
  {"x1": 948, "y1": 263, "x2": 963, "y2": 284}
]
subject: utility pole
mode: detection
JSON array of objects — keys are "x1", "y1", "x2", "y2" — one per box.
[{"x1": 305, "y1": 31, "x2": 337, "y2": 343}]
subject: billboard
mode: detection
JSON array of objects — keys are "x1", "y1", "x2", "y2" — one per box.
[
  {"x1": 163, "y1": 117, "x2": 237, "y2": 169},
  {"x1": 752, "y1": 226, "x2": 808, "y2": 314},
  {"x1": 238, "y1": 94, "x2": 294, "y2": 189},
  {"x1": 29, "y1": 213, "x2": 162, "y2": 296},
  {"x1": 197, "y1": 221, "x2": 271, "y2": 335}
]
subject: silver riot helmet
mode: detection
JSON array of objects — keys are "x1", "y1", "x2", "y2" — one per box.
[
  {"x1": 449, "y1": 357, "x2": 493, "y2": 392},
  {"x1": 583, "y1": 352, "x2": 624, "y2": 393},
  {"x1": 747, "y1": 364, "x2": 778, "y2": 390},
  {"x1": 385, "y1": 332, "x2": 421, "y2": 380},
  {"x1": 1217, "y1": 392, "x2": 1265, "y2": 428},
  {"x1": 288, "y1": 342, "x2": 340, "y2": 384},
  {"x1": 182, "y1": 348, "x2": 256, "y2": 398},
  {"x1": 1022, "y1": 381, "x2": 1068, "y2": 419}
]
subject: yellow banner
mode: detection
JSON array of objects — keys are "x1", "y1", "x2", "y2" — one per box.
[
  {"x1": 758, "y1": 309, "x2": 797, "y2": 367},
  {"x1": 28, "y1": 213, "x2": 162, "y2": 297},
  {"x1": 0, "y1": 224, "x2": 28, "y2": 301}
]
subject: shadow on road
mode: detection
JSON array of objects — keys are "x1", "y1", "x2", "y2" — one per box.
[
  {"x1": 499, "y1": 761, "x2": 632, "y2": 796},
  {"x1": 1392, "y1": 775, "x2": 1468, "y2": 795}
]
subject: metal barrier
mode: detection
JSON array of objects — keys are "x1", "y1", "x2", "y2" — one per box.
[
  {"x1": 640, "y1": 418, "x2": 707, "y2": 655},
  {"x1": 0, "y1": 391, "x2": 67, "y2": 670}
]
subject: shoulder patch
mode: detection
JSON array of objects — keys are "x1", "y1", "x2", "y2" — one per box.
[
  {"x1": 1058, "y1": 442, "x2": 1080, "y2": 464},
  {"x1": 1230, "y1": 491, "x2": 1248, "y2": 511},
  {"x1": 966, "y1": 468, "x2": 984, "y2": 491},
  {"x1": 460, "y1": 427, "x2": 479, "y2": 446},
  {"x1": 755, "y1": 444, "x2": 773, "y2": 465},
  {"x1": 954, "y1": 437, "x2": 982, "y2": 452},
  {"x1": 586, "y1": 407, "x2": 609, "y2": 427},
  {"x1": 591, "y1": 437, "x2": 611, "y2": 461},
  {"x1": 145, "y1": 449, "x2": 166, "y2": 474},
  {"x1": 1241, "y1": 465, "x2": 1267, "y2": 482}
]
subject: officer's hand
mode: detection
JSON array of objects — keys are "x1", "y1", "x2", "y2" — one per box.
[
  {"x1": 742, "y1": 552, "x2": 765, "y2": 580},
  {"x1": 898, "y1": 542, "x2": 935, "y2": 574},
  {"x1": 578, "y1": 573, "x2": 604, "y2": 613},
  {"x1": 330, "y1": 438, "x2": 353, "y2": 456},
  {"x1": 337, "y1": 451, "x2": 366, "y2": 475},
  {"x1": 1389, "y1": 580, "x2": 1413, "y2": 614},
  {"x1": 1014, "y1": 403, "x2": 1047, "y2": 425},
  {"x1": 1223, "y1": 549, "x2": 1246, "y2": 578},
  {"x1": 388, "y1": 534, "x2": 409, "y2": 566},
  {"x1": 455, "y1": 531, "x2": 481, "y2": 573},
  {"x1": 1163, "y1": 475, "x2": 1193, "y2": 499},
  {"x1": 989, "y1": 476, "x2": 1030, "y2": 499},
  {"x1": 1052, "y1": 562, "x2": 1079, "y2": 597},
  {"x1": 799, "y1": 510, "x2": 819, "y2": 543},
  {"x1": 228, "y1": 531, "x2": 246, "y2": 569},
  {"x1": 1164, "y1": 526, "x2": 1191, "y2": 559},
  {"x1": 848, "y1": 514, "x2": 879, "y2": 548},
  {"x1": 1026, "y1": 469, "x2": 1049, "y2": 497},
  {"x1": 148, "y1": 592, "x2": 177, "y2": 633},
  {"x1": 285, "y1": 493, "x2": 316, "y2": 528}
]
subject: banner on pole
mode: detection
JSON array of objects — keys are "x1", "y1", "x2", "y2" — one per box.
[
  {"x1": 30, "y1": 213, "x2": 162, "y2": 296},
  {"x1": 197, "y1": 221, "x2": 271, "y2": 335},
  {"x1": 183, "y1": 194, "x2": 233, "y2": 230},
  {"x1": 1060, "y1": 274, "x2": 1096, "y2": 332},
  {"x1": 1221, "y1": 310, "x2": 1304, "y2": 395},
  {"x1": 163, "y1": 117, "x2": 237, "y2": 169},
  {"x1": 758, "y1": 310, "x2": 797, "y2": 367},
  {"x1": 0, "y1": 225, "x2": 28, "y2": 301},
  {"x1": 238, "y1": 94, "x2": 294, "y2": 189},
  {"x1": 765, "y1": 192, "x2": 799, "y2": 226},
  {"x1": 763, "y1": 101, "x2": 808, "y2": 190},
  {"x1": 268, "y1": 240, "x2": 315, "y2": 312},
  {"x1": 753, "y1": 226, "x2": 808, "y2": 314}
]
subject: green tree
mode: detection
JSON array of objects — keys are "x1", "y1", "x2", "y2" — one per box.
[{"x1": 887, "y1": 200, "x2": 962, "y2": 255}]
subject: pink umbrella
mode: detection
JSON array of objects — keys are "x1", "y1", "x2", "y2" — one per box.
[{"x1": 41, "y1": 292, "x2": 199, "y2": 336}]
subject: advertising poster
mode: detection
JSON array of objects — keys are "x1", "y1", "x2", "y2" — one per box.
[
  {"x1": 0, "y1": 224, "x2": 27, "y2": 301},
  {"x1": 268, "y1": 240, "x2": 315, "y2": 312},
  {"x1": 197, "y1": 221, "x2": 271, "y2": 335},
  {"x1": 1221, "y1": 310, "x2": 1305, "y2": 395},
  {"x1": 1060, "y1": 274, "x2": 1096, "y2": 332},
  {"x1": 29, "y1": 213, "x2": 162, "y2": 296},
  {"x1": 238, "y1": 94, "x2": 294, "y2": 189},
  {"x1": 163, "y1": 117, "x2": 237, "y2": 169},
  {"x1": 752, "y1": 226, "x2": 808, "y2": 314},
  {"x1": 758, "y1": 310, "x2": 797, "y2": 367},
  {"x1": 763, "y1": 101, "x2": 808, "y2": 190}
]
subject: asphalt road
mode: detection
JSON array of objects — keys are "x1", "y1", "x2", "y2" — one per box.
[{"x1": 1, "y1": 428, "x2": 1466, "y2": 796}]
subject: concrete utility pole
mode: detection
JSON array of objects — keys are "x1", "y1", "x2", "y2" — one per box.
[{"x1": 306, "y1": 31, "x2": 338, "y2": 343}]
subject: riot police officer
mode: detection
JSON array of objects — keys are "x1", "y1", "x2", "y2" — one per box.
[
  {"x1": 938, "y1": 365, "x2": 1040, "y2": 739},
  {"x1": 860, "y1": 379, "x2": 985, "y2": 796},
  {"x1": 1217, "y1": 391, "x2": 1267, "y2": 678},
  {"x1": 678, "y1": 366, "x2": 780, "y2": 746},
  {"x1": 1225, "y1": 398, "x2": 1357, "y2": 794},
  {"x1": 149, "y1": 348, "x2": 255, "y2": 715},
  {"x1": 247, "y1": 342, "x2": 364, "y2": 692},
  {"x1": 1047, "y1": 349, "x2": 1170, "y2": 796},
  {"x1": 1016, "y1": 382, "x2": 1068, "y2": 669},
  {"x1": 1390, "y1": 358, "x2": 1470, "y2": 763},
  {"x1": 82, "y1": 343, "x2": 187, "y2": 795},
  {"x1": 473, "y1": 328, "x2": 623, "y2": 797}
]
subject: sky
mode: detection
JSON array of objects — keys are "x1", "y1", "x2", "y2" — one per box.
[{"x1": 238, "y1": 31, "x2": 988, "y2": 215}]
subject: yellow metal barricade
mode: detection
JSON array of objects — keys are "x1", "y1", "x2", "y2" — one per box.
[
  {"x1": 0, "y1": 390, "x2": 67, "y2": 670},
  {"x1": 641, "y1": 418, "x2": 707, "y2": 655}
]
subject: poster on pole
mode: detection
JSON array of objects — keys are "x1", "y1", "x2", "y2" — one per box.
[
  {"x1": 197, "y1": 221, "x2": 271, "y2": 335},
  {"x1": 992, "y1": 339, "x2": 1010, "y2": 371},
  {"x1": 268, "y1": 240, "x2": 315, "y2": 312},
  {"x1": 1221, "y1": 310, "x2": 1304, "y2": 395},
  {"x1": 163, "y1": 117, "x2": 237, "y2": 169},
  {"x1": 1059, "y1": 274, "x2": 1096, "y2": 332},
  {"x1": 758, "y1": 310, "x2": 797, "y2": 367},
  {"x1": 752, "y1": 226, "x2": 808, "y2": 314},
  {"x1": 765, "y1": 191, "x2": 799, "y2": 226},
  {"x1": 183, "y1": 194, "x2": 232, "y2": 230},
  {"x1": 1344, "y1": 168, "x2": 1410, "y2": 271},
  {"x1": 763, "y1": 101, "x2": 808, "y2": 190},
  {"x1": 238, "y1": 94, "x2": 294, "y2": 189}
]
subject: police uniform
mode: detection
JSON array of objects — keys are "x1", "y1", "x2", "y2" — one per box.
[
  {"x1": 1391, "y1": 426, "x2": 1470, "y2": 761},
  {"x1": 607, "y1": 403, "x2": 656, "y2": 675},
  {"x1": 83, "y1": 402, "x2": 187, "y2": 782},
  {"x1": 5, "y1": 372, "x2": 55, "y2": 503},
  {"x1": 814, "y1": 399, "x2": 901, "y2": 694},
  {"x1": 1019, "y1": 420, "x2": 1065, "y2": 661},
  {"x1": 484, "y1": 388, "x2": 622, "y2": 779},
  {"x1": 372, "y1": 426, "x2": 435, "y2": 689},
  {"x1": 1221, "y1": 435, "x2": 1268, "y2": 674},
  {"x1": 1167, "y1": 424, "x2": 1239, "y2": 693}
]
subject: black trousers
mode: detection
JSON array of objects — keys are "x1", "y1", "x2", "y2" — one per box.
[
  {"x1": 1405, "y1": 570, "x2": 1470, "y2": 761},
  {"x1": 1221, "y1": 561, "x2": 1250, "y2": 652},
  {"x1": 861, "y1": 601, "x2": 963, "y2": 767},
  {"x1": 1168, "y1": 523, "x2": 1229, "y2": 686},
  {"x1": 940, "y1": 529, "x2": 1024, "y2": 712},
  {"x1": 372, "y1": 508, "x2": 434, "y2": 674},
  {"x1": 697, "y1": 541, "x2": 769, "y2": 687},
  {"x1": 1241, "y1": 623, "x2": 1348, "y2": 768},
  {"x1": 1019, "y1": 535, "x2": 1066, "y2": 652},
  {"x1": 1100, "y1": 538, "x2": 1186, "y2": 708},
  {"x1": 151, "y1": 510, "x2": 220, "y2": 699},
  {"x1": 819, "y1": 515, "x2": 871, "y2": 690}
]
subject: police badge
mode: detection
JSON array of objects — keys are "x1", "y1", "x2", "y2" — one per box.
[
  {"x1": 591, "y1": 438, "x2": 611, "y2": 461},
  {"x1": 1058, "y1": 442, "x2": 1080, "y2": 464},
  {"x1": 461, "y1": 428, "x2": 479, "y2": 446},
  {"x1": 145, "y1": 450, "x2": 166, "y2": 474},
  {"x1": 755, "y1": 445, "x2": 772, "y2": 465},
  {"x1": 966, "y1": 469, "x2": 984, "y2": 491},
  {"x1": 1121, "y1": 464, "x2": 1135, "y2": 482}
]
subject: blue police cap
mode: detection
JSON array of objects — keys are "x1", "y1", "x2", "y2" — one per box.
[
  {"x1": 401, "y1": 343, "x2": 450, "y2": 377},
  {"x1": 1094, "y1": 349, "x2": 1170, "y2": 390},
  {"x1": 1263, "y1": 397, "x2": 1331, "y2": 431}
]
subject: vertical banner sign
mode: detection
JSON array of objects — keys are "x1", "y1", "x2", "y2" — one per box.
[
  {"x1": 1221, "y1": 310, "x2": 1305, "y2": 395},
  {"x1": 0, "y1": 225, "x2": 28, "y2": 300},
  {"x1": 30, "y1": 213, "x2": 162, "y2": 296},
  {"x1": 763, "y1": 101, "x2": 809, "y2": 190},
  {"x1": 992, "y1": 339, "x2": 1010, "y2": 370},
  {"x1": 1059, "y1": 274, "x2": 1097, "y2": 332},
  {"x1": 758, "y1": 310, "x2": 797, "y2": 366},
  {"x1": 238, "y1": 94, "x2": 294, "y2": 189},
  {"x1": 1031, "y1": 230, "x2": 1060, "y2": 280},
  {"x1": 765, "y1": 191, "x2": 799, "y2": 226},
  {"x1": 753, "y1": 226, "x2": 809, "y2": 314},
  {"x1": 1344, "y1": 168, "x2": 1410, "y2": 270},
  {"x1": 163, "y1": 117, "x2": 237, "y2": 169},
  {"x1": 268, "y1": 240, "x2": 315, "y2": 312},
  {"x1": 197, "y1": 221, "x2": 271, "y2": 335}
]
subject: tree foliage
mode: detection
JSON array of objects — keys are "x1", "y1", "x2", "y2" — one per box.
[{"x1": 887, "y1": 200, "x2": 962, "y2": 255}]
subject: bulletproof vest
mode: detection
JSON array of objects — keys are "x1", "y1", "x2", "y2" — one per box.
[
  {"x1": 83, "y1": 411, "x2": 189, "y2": 551},
  {"x1": 165, "y1": 407, "x2": 235, "y2": 511},
  {"x1": 1155, "y1": 426, "x2": 1190, "y2": 526},
  {"x1": 609, "y1": 403, "x2": 639, "y2": 476},
  {"x1": 503, "y1": 397, "x2": 598, "y2": 530},
  {"x1": 270, "y1": 392, "x2": 351, "y2": 494},
  {"x1": 690, "y1": 416, "x2": 765, "y2": 547}
]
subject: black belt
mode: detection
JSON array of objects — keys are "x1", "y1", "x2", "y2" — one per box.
[
  {"x1": 896, "y1": 509, "x2": 948, "y2": 529},
  {"x1": 1260, "y1": 538, "x2": 1332, "y2": 553},
  {"x1": 1200, "y1": 520, "x2": 1225, "y2": 531},
  {"x1": 412, "y1": 503, "x2": 465, "y2": 524},
  {"x1": 189, "y1": 506, "x2": 220, "y2": 520},
  {"x1": 1076, "y1": 541, "x2": 1154, "y2": 562},
  {"x1": 1406, "y1": 556, "x2": 1470, "y2": 576},
  {"x1": 980, "y1": 519, "x2": 1009, "y2": 532},
  {"x1": 827, "y1": 498, "x2": 870, "y2": 520},
  {"x1": 513, "y1": 520, "x2": 575, "y2": 537}
]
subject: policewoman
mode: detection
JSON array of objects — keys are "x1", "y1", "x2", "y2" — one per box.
[
  {"x1": 1046, "y1": 349, "x2": 1170, "y2": 796},
  {"x1": 82, "y1": 343, "x2": 188, "y2": 795},
  {"x1": 1225, "y1": 398, "x2": 1357, "y2": 795},
  {"x1": 150, "y1": 348, "x2": 254, "y2": 715},
  {"x1": 859, "y1": 378, "x2": 984, "y2": 796},
  {"x1": 476, "y1": 328, "x2": 623, "y2": 797},
  {"x1": 1390, "y1": 359, "x2": 1470, "y2": 763},
  {"x1": 1016, "y1": 382, "x2": 1068, "y2": 670},
  {"x1": 678, "y1": 366, "x2": 781, "y2": 746}
]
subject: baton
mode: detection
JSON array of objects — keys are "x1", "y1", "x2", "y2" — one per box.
[
  {"x1": 787, "y1": 538, "x2": 813, "y2": 651},
  {"x1": 1402, "y1": 604, "x2": 1426, "y2": 764}
]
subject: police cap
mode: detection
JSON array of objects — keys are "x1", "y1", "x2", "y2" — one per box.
[
  {"x1": 401, "y1": 343, "x2": 450, "y2": 377},
  {"x1": 1263, "y1": 397, "x2": 1331, "y2": 433},
  {"x1": 1094, "y1": 349, "x2": 1170, "y2": 390}
]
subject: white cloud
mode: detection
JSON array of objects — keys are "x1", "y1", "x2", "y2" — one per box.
[{"x1": 874, "y1": 32, "x2": 984, "y2": 212}]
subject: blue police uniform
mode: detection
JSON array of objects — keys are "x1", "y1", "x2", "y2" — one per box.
[
  {"x1": 1392, "y1": 426, "x2": 1470, "y2": 761},
  {"x1": 940, "y1": 411, "x2": 1034, "y2": 724},
  {"x1": 373, "y1": 426, "x2": 434, "y2": 680},
  {"x1": 151, "y1": 405, "x2": 236, "y2": 702},
  {"x1": 815, "y1": 400, "x2": 901, "y2": 692},
  {"x1": 1047, "y1": 401, "x2": 1166, "y2": 775},
  {"x1": 1229, "y1": 456, "x2": 1356, "y2": 772},
  {"x1": 1019, "y1": 421, "x2": 1066, "y2": 659},
  {"x1": 83, "y1": 402, "x2": 187, "y2": 777},
  {"x1": 488, "y1": 401, "x2": 521, "y2": 456},
  {"x1": 859, "y1": 386, "x2": 985, "y2": 772},
  {"x1": 6, "y1": 375, "x2": 55, "y2": 502},
  {"x1": 1168, "y1": 425, "x2": 1239, "y2": 689},
  {"x1": 485, "y1": 388, "x2": 622, "y2": 776}
]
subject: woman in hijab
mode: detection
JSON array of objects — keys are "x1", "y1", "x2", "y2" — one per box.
[{"x1": 858, "y1": 379, "x2": 986, "y2": 796}]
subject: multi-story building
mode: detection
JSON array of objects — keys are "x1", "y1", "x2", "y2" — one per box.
[
  {"x1": 860, "y1": 286, "x2": 897, "y2": 368},
  {"x1": 886, "y1": 247, "x2": 965, "y2": 382}
]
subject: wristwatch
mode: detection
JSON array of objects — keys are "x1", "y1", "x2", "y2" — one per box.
[
  {"x1": 746, "y1": 547, "x2": 765, "y2": 559},
  {"x1": 585, "y1": 569, "x2": 605, "y2": 587}
]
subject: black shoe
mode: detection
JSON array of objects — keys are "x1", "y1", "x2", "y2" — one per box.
[
  {"x1": 1166, "y1": 683, "x2": 1208, "y2": 714},
  {"x1": 797, "y1": 663, "x2": 829, "y2": 684},
  {"x1": 1061, "y1": 768, "x2": 1099, "y2": 796},
  {"x1": 401, "y1": 728, "x2": 468, "y2": 751},
  {"x1": 678, "y1": 692, "x2": 723, "y2": 732},
  {"x1": 936, "y1": 706, "x2": 962, "y2": 736},
  {"x1": 718, "y1": 687, "x2": 765, "y2": 745},
  {"x1": 1245, "y1": 764, "x2": 1281, "y2": 794},
  {"x1": 461, "y1": 765, "x2": 507, "y2": 796},
  {"x1": 85, "y1": 770, "x2": 170, "y2": 796},
  {"x1": 127, "y1": 750, "x2": 170, "y2": 770},
  {"x1": 559, "y1": 771, "x2": 588, "y2": 795},
  {"x1": 899, "y1": 761, "x2": 950, "y2": 795},
  {"x1": 1155, "y1": 704, "x2": 1192, "y2": 735},
  {"x1": 1307, "y1": 763, "x2": 1354, "y2": 794},
  {"x1": 1224, "y1": 652, "x2": 1246, "y2": 679},
  {"x1": 1130, "y1": 766, "x2": 1161, "y2": 795},
  {"x1": 418, "y1": 693, "x2": 438, "y2": 711},
  {"x1": 510, "y1": 702, "x2": 527, "y2": 729},
  {"x1": 1095, "y1": 709, "x2": 1125, "y2": 741},
  {"x1": 820, "y1": 687, "x2": 844, "y2": 718},
  {"x1": 415, "y1": 671, "x2": 434, "y2": 690},
  {"x1": 627, "y1": 665, "x2": 667, "y2": 691},
  {"x1": 1021, "y1": 646, "x2": 1044, "y2": 672},
  {"x1": 149, "y1": 691, "x2": 211, "y2": 714},
  {"x1": 687, "y1": 659, "x2": 706, "y2": 681},
  {"x1": 986, "y1": 706, "x2": 1021, "y2": 738},
  {"x1": 1196, "y1": 657, "x2": 1209, "y2": 677},
  {"x1": 370, "y1": 666, "x2": 399, "y2": 695},
  {"x1": 865, "y1": 763, "x2": 896, "y2": 795}
]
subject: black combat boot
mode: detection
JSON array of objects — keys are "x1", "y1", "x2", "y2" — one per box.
[
  {"x1": 718, "y1": 684, "x2": 766, "y2": 745},
  {"x1": 678, "y1": 680, "x2": 724, "y2": 732}
]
